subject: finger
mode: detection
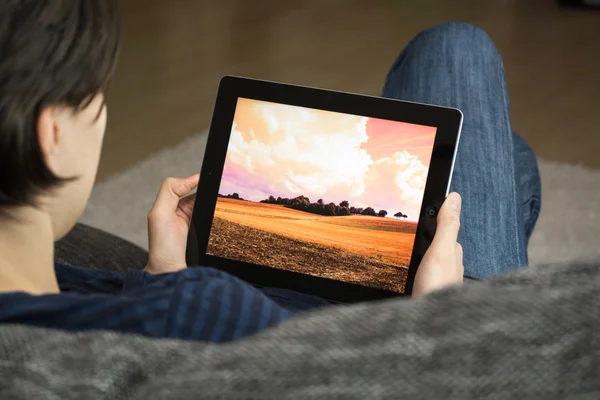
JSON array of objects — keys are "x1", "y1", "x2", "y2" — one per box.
[
  {"x1": 455, "y1": 242, "x2": 463, "y2": 269},
  {"x1": 177, "y1": 193, "x2": 197, "y2": 221},
  {"x1": 431, "y1": 192, "x2": 462, "y2": 249},
  {"x1": 151, "y1": 174, "x2": 200, "y2": 216}
]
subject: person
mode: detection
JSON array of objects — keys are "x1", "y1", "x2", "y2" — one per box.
[{"x1": 0, "y1": 1, "x2": 540, "y2": 342}]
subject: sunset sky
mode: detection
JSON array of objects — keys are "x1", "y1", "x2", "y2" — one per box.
[{"x1": 218, "y1": 98, "x2": 437, "y2": 222}]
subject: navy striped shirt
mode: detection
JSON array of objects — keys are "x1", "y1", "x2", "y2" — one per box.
[{"x1": 0, "y1": 261, "x2": 329, "y2": 342}]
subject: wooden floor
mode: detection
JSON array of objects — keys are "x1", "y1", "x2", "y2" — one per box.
[{"x1": 100, "y1": 0, "x2": 600, "y2": 180}]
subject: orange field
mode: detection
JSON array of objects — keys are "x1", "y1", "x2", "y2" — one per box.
[{"x1": 212, "y1": 197, "x2": 417, "y2": 266}]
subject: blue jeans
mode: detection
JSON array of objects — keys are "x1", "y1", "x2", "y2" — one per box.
[
  {"x1": 264, "y1": 22, "x2": 541, "y2": 309},
  {"x1": 382, "y1": 22, "x2": 541, "y2": 280}
]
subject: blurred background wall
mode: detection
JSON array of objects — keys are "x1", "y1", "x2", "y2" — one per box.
[{"x1": 101, "y1": 0, "x2": 600, "y2": 180}]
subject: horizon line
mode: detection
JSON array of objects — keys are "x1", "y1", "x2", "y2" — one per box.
[{"x1": 218, "y1": 192, "x2": 412, "y2": 217}]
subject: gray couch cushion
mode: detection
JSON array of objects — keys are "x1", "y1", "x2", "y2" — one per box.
[
  {"x1": 1, "y1": 257, "x2": 599, "y2": 399},
  {"x1": 55, "y1": 223, "x2": 148, "y2": 273}
]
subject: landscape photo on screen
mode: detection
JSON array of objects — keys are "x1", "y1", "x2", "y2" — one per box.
[{"x1": 207, "y1": 97, "x2": 437, "y2": 293}]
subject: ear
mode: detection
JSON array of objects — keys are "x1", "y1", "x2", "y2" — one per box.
[{"x1": 37, "y1": 106, "x2": 61, "y2": 175}]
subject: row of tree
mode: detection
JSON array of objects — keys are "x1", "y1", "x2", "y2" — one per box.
[
  {"x1": 261, "y1": 195, "x2": 350, "y2": 216},
  {"x1": 259, "y1": 195, "x2": 407, "y2": 219},
  {"x1": 218, "y1": 193, "x2": 245, "y2": 201}
]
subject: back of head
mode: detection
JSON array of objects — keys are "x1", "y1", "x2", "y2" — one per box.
[{"x1": 0, "y1": 0, "x2": 120, "y2": 211}]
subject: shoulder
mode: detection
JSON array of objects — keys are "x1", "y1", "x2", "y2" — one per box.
[
  {"x1": 54, "y1": 259, "x2": 124, "y2": 294},
  {"x1": 0, "y1": 287, "x2": 174, "y2": 338},
  {"x1": 54, "y1": 259, "x2": 124, "y2": 281}
]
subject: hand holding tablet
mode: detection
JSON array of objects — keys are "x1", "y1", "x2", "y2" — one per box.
[
  {"x1": 412, "y1": 192, "x2": 464, "y2": 297},
  {"x1": 145, "y1": 174, "x2": 200, "y2": 275},
  {"x1": 186, "y1": 76, "x2": 463, "y2": 302}
]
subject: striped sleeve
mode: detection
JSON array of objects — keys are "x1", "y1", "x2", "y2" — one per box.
[{"x1": 124, "y1": 267, "x2": 291, "y2": 342}]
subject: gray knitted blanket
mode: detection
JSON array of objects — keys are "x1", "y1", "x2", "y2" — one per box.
[{"x1": 1, "y1": 260, "x2": 599, "y2": 399}]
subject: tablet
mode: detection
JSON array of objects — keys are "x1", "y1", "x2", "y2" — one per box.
[{"x1": 186, "y1": 76, "x2": 463, "y2": 302}]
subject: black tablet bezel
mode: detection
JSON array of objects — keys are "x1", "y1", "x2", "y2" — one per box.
[{"x1": 186, "y1": 76, "x2": 462, "y2": 303}]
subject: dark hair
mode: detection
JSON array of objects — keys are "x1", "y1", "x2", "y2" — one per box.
[{"x1": 0, "y1": 0, "x2": 120, "y2": 209}]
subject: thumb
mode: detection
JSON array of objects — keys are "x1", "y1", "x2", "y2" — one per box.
[
  {"x1": 431, "y1": 192, "x2": 461, "y2": 249},
  {"x1": 151, "y1": 174, "x2": 200, "y2": 216}
]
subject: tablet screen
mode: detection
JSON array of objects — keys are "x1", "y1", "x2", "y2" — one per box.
[{"x1": 207, "y1": 97, "x2": 437, "y2": 294}]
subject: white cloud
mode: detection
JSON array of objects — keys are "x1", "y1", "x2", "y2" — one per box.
[
  {"x1": 224, "y1": 101, "x2": 373, "y2": 202},
  {"x1": 354, "y1": 151, "x2": 429, "y2": 221}
]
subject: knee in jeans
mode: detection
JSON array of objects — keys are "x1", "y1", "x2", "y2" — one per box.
[{"x1": 411, "y1": 22, "x2": 501, "y2": 65}]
